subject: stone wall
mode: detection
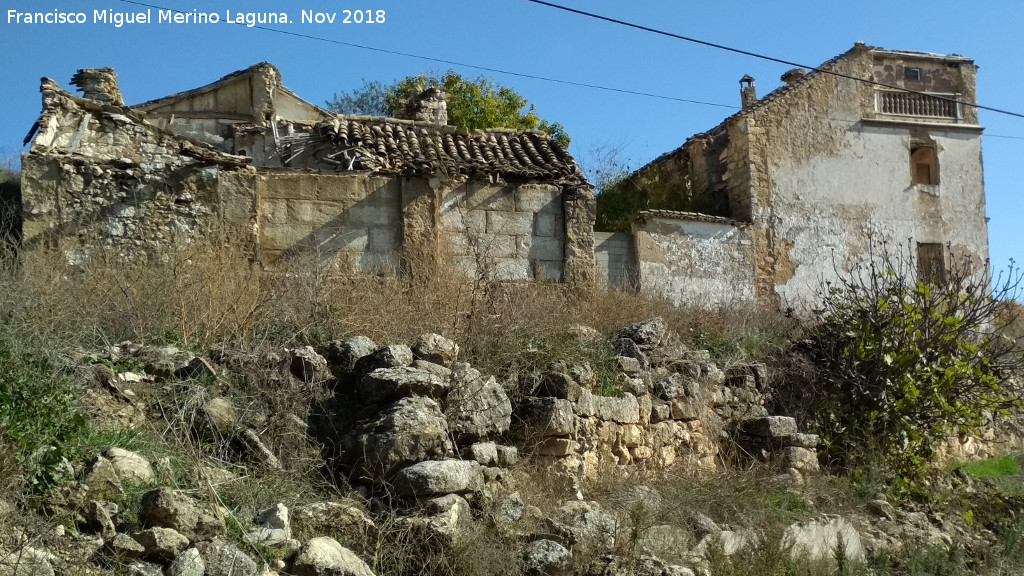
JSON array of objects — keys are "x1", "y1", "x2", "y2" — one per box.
[
  {"x1": 440, "y1": 181, "x2": 566, "y2": 282},
  {"x1": 634, "y1": 213, "x2": 755, "y2": 308}
]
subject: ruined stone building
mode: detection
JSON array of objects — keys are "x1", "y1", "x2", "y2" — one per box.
[
  {"x1": 19, "y1": 64, "x2": 595, "y2": 285},
  {"x1": 608, "y1": 43, "x2": 988, "y2": 310},
  {"x1": 18, "y1": 44, "x2": 989, "y2": 311}
]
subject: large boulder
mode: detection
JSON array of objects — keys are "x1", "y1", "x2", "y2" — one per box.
[
  {"x1": 353, "y1": 345, "x2": 414, "y2": 374},
  {"x1": 289, "y1": 346, "x2": 334, "y2": 385},
  {"x1": 447, "y1": 364, "x2": 512, "y2": 442},
  {"x1": 105, "y1": 448, "x2": 155, "y2": 484},
  {"x1": 138, "y1": 489, "x2": 225, "y2": 542},
  {"x1": 291, "y1": 537, "x2": 376, "y2": 576},
  {"x1": 195, "y1": 540, "x2": 258, "y2": 576},
  {"x1": 168, "y1": 548, "x2": 205, "y2": 576},
  {"x1": 783, "y1": 516, "x2": 864, "y2": 563},
  {"x1": 523, "y1": 539, "x2": 573, "y2": 576},
  {"x1": 359, "y1": 367, "x2": 449, "y2": 405},
  {"x1": 131, "y1": 527, "x2": 189, "y2": 563},
  {"x1": 412, "y1": 334, "x2": 460, "y2": 368},
  {"x1": 322, "y1": 336, "x2": 377, "y2": 376},
  {"x1": 344, "y1": 396, "x2": 454, "y2": 482},
  {"x1": 291, "y1": 501, "x2": 376, "y2": 542},
  {"x1": 393, "y1": 460, "x2": 484, "y2": 497},
  {"x1": 616, "y1": 318, "x2": 667, "y2": 348}
]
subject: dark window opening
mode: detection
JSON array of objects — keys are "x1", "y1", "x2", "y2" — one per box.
[
  {"x1": 910, "y1": 143, "x2": 939, "y2": 185},
  {"x1": 905, "y1": 67, "x2": 922, "y2": 82},
  {"x1": 917, "y1": 242, "x2": 947, "y2": 285}
]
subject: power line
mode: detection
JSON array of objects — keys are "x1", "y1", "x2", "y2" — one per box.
[
  {"x1": 114, "y1": 0, "x2": 735, "y2": 110},
  {"x1": 522, "y1": 0, "x2": 1024, "y2": 121}
]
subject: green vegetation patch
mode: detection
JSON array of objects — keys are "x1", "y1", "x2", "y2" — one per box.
[{"x1": 956, "y1": 454, "x2": 1020, "y2": 479}]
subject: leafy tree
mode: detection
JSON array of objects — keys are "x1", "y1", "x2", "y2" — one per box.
[
  {"x1": 779, "y1": 242, "x2": 1024, "y2": 488},
  {"x1": 326, "y1": 71, "x2": 570, "y2": 148}
]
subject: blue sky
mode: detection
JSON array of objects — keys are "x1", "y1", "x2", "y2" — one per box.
[{"x1": 1, "y1": 0, "x2": 1021, "y2": 269}]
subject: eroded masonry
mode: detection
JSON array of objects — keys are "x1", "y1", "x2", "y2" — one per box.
[
  {"x1": 19, "y1": 42, "x2": 990, "y2": 310},
  {"x1": 20, "y1": 64, "x2": 595, "y2": 286}
]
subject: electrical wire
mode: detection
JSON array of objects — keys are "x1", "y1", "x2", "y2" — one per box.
[{"x1": 523, "y1": 0, "x2": 1024, "y2": 121}]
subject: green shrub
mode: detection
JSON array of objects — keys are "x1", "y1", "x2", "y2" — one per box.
[
  {"x1": 0, "y1": 321, "x2": 84, "y2": 491},
  {"x1": 792, "y1": 243, "x2": 1023, "y2": 487}
]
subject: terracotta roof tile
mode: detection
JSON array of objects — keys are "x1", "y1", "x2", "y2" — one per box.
[{"x1": 287, "y1": 116, "x2": 584, "y2": 184}]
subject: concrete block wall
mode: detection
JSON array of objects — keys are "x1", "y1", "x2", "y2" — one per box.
[
  {"x1": 594, "y1": 232, "x2": 637, "y2": 290},
  {"x1": 258, "y1": 173, "x2": 402, "y2": 272},
  {"x1": 440, "y1": 181, "x2": 565, "y2": 282}
]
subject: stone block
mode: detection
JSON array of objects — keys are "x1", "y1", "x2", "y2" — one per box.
[
  {"x1": 262, "y1": 198, "x2": 288, "y2": 224},
  {"x1": 393, "y1": 460, "x2": 484, "y2": 497},
  {"x1": 314, "y1": 227, "x2": 369, "y2": 253},
  {"x1": 491, "y1": 258, "x2": 532, "y2": 281},
  {"x1": 524, "y1": 235, "x2": 564, "y2": 260},
  {"x1": 347, "y1": 204, "x2": 397, "y2": 227},
  {"x1": 518, "y1": 397, "x2": 578, "y2": 437},
  {"x1": 261, "y1": 223, "x2": 313, "y2": 251},
  {"x1": 514, "y1": 184, "x2": 562, "y2": 213},
  {"x1": 463, "y1": 181, "x2": 514, "y2": 211},
  {"x1": 262, "y1": 174, "x2": 317, "y2": 200},
  {"x1": 534, "y1": 212, "x2": 564, "y2": 237},
  {"x1": 440, "y1": 207, "x2": 486, "y2": 234},
  {"x1": 476, "y1": 235, "x2": 517, "y2": 259},
  {"x1": 739, "y1": 416, "x2": 797, "y2": 438},
  {"x1": 486, "y1": 211, "x2": 534, "y2": 235},
  {"x1": 575, "y1": 391, "x2": 640, "y2": 424},
  {"x1": 537, "y1": 438, "x2": 578, "y2": 457}
]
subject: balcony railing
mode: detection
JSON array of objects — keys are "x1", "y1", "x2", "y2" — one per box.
[{"x1": 875, "y1": 90, "x2": 960, "y2": 121}]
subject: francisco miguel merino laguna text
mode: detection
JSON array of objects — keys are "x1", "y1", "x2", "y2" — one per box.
[{"x1": 6, "y1": 9, "x2": 385, "y2": 27}]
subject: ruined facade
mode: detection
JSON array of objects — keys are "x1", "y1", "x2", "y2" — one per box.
[
  {"x1": 20, "y1": 64, "x2": 595, "y2": 285},
  {"x1": 625, "y1": 43, "x2": 988, "y2": 310}
]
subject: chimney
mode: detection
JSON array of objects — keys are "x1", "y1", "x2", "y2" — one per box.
[
  {"x1": 739, "y1": 75, "x2": 757, "y2": 109},
  {"x1": 397, "y1": 88, "x2": 448, "y2": 126},
  {"x1": 780, "y1": 68, "x2": 807, "y2": 85},
  {"x1": 70, "y1": 68, "x2": 124, "y2": 106}
]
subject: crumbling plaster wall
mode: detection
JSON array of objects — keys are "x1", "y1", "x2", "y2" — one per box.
[
  {"x1": 634, "y1": 216, "x2": 755, "y2": 308},
  {"x1": 742, "y1": 47, "x2": 987, "y2": 310}
]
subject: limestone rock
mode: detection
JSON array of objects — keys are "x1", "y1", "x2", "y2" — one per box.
[
  {"x1": 108, "y1": 533, "x2": 146, "y2": 562},
  {"x1": 168, "y1": 547, "x2": 205, "y2": 576},
  {"x1": 549, "y1": 500, "x2": 618, "y2": 549},
  {"x1": 127, "y1": 561, "x2": 163, "y2": 576},
  {"x1": 200, "y1": 397, "x2": 238, "y2": 437},
  {"x1": 404, "y1": 494, "x2": 474, "y2": 545},
  {"x1": 616, "y1": 317, "x2": 667, "y2": 348},
  {"x1": 393, "y1": 460, "x2": 484, "y2": 497},
  {"x1": 345, "y1": 396, "x2": 453, "y2": 481},
  {"x1": 447, "y1": 367, "x2": 512, "y2": 442},
  {"x1": 85, "y1": 500, "x2": 119, "y2": 540},
  {"x1": 105, "y1": 448, "x2": 155, "y2": 484},
  {"x1": 240, "y1": 428, "x2": 283, "y2": 470},
  {"x1": 291, "y1": 537, "x2": 376, "y2": 576},
  {"x1": 322, "y1": 336, "x2": 377, "y2": 375},
  {"x1": 0, "y1": 546, "x2": 56, "y2": 576},
  {"x1": 132, "y1": 527, "x2": 189, "y2": 563},
  {"x1": 518, "y1": 397, "x2": 577, "y2": 437},
  {"x1": 523, "y1": 539, "x2": 573, "y2": 576},
  {"x1": 291, "y1": 501, "x2": 376, "y2": 541},
  {"x1": 653, "y1": 374, "x2": 698, "y2": 401},
  {"x1": 535, "y1": 370, "x2": 584, "y2": 402},
  {"x1": 782, "y1": 446, "x2": 819, "y2": 473},
  {"x1": 412, "y1": 333, "x2": 459, "y2": 368},
  {"x1": 492, "y1": 492, "x2": 525, "y2": 526},
  {"x1": 611, "y1": 338, "x2": 647, "y2": 367},
  {"x1": 245, "y1": 503, "x2": 291, "y2": 546},
  {"x1": 289, "y1": 346, "x2": 333, "y2": 385},
  {"x1": 195, "y1": 539, "x2": 259, "y2": 576},
  {"x1": 575, "y1": 391, "x2": 641, "y2": 424},
  {"x1": 84, "y1": 456, "x2": 123, "y2": 498},
  {"x1": 354, "y1": 344, "x2": 413, "y2": 374},
  {"x1": 138, "y1": 489, "x2": 226, "y2": 542},
  {"x1": 783, "y1": 516, "x2": 864, "y2": 563},
  {"x1": 740, "y1": 416, "x2": 798, "y2": 437},
  {"x1": 468, "y1": 442, "x2": 499, "y2": 466},
  {"x1": 359, "y1": 367, "x2": 448, "y2": 405},
  {"x1": 497, "y1": 445, "x2": 519, "y2": 467}
]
